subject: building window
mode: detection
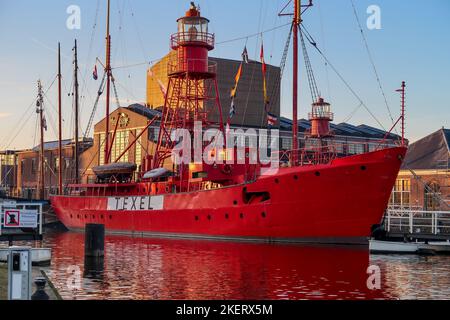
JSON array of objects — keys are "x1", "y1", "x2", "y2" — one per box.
[
  {"x1": 281, "y1": 138, "x2": 292, "y2": 150},
  {"x1": 110, "y1": 130, "x2": 129, "y2": 163},
  {"x1": 31, "y1": 158, "x2": 37, "y2": 174},
  {"x1": 135, "y1": 129, "x2": 143, "y2": 167},
  {"x1": 390, "y1": 179, "x2": 411, "y2": 208},
  {"x1": 99, "y1": 133, "x2": 106, "y2": 166},
  {"x1": 348, "y1": 143, "x2": 364, "y2": 155},
  {"x1": 424, "y1": 182, "x2": 441, "y2": 211}
]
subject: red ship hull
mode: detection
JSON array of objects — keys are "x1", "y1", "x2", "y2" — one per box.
[{"x1": 50, "y1": 147, "x2": 406, "y2": 244}]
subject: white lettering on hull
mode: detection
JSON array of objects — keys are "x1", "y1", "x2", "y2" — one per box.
[{"x1": 107, "y1": 196, "x2": 164, "y2": 211}]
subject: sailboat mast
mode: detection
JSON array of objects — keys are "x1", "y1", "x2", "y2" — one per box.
[
  {"x1": 104, "y1": 0, "x2": 111, "y2": 164},
  {"x1": 292, "y1": 0, "x2": 301, "y2": 164},
  {"x1": 74, "y1": 39, "x2": 80, "y2": 184},
  {"x1": 37, "y1": 80, "x2": 45, "y2": 200},
  {"x1": 58, "y1": 42, "x2": 63, "y2": 194}
]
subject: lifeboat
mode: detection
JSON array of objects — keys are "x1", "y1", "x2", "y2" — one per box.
[{"x1": 92, "y1": 162, "x2": 137, "y2": 182}]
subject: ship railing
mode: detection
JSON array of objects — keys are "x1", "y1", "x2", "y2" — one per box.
[
  {"x1": 171, "y1": 32, "x2": 215, "y2": 49},
  {"x1": 275, "y1": 145, "x2": 337, "y2": 167},
  {"x1": 386, "y1": 208, "x2": 450, "y2": 236},
  {"x1": 276, "y1": 140, "x2": 399, "y2": 167},
  {"x1": 308, "y1": 111, "x2": 334, "y2": 121}
]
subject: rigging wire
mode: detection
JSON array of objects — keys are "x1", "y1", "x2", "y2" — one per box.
[
  {"x1": 127, "y1": 0, "x2": 149, "y2": 62},
  {"x1": 266, "y1": 23, "x2": 293, "y2": 119},
  {"x1": 216, "y1": 23, "x2": 292, "y2": 45},
  {"x1": 240, "y1": 0, "x2": 265, "y2": 127},
  {"x1": 300, "y1": 24, "x2": 387, "y2": 130},
  {"x1": 350, "y1": 0, "x2": 396, "y2": 125},
  {"x1": 300, "y1": 26, "x2": 320, "y2": 103},
  {"x1": 0, "y1": 76, "x2": 58, "y2": 150},
  {"x1": 317, "y1": 0, "x2": 332, "y2": 100},
  {"x1": 84, "y1": 72, "x2": 107, "y2": 139},
  {"x1": 79, "y1": 0, "x2": 101, "y2": 101}
]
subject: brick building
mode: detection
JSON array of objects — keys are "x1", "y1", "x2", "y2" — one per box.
[
  {"x1": 391, "y1": 128, "x2": 450, "y2": 210},
  {"x1": 16, "y1": 139, "x2": 93, "y2": 199},
  {"x1": 0, "y1": 150, "x2": 19, "y2": 197}
]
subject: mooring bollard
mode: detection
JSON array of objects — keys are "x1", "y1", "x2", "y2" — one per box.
[
  {"x1": 84, "y1": 224, "x2": 105, "y2": 279},
  {"x1": 31, "y1": 277, "x2": 49, "y2": 300},
  {"x1": 84, "y1": 224, "x2": 105, "y2": 258}
]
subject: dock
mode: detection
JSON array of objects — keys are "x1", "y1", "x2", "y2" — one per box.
[
  {"x1": 384, "y1": 208, "x2": 450, "y2": 241},
  {"x1": 0, "y1": 248, "x2": 52, "y2": 266}
]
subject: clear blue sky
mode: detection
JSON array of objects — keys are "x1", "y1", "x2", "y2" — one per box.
[{"x1": 0, "y1": 0, "x2": 449, "y2": 150}]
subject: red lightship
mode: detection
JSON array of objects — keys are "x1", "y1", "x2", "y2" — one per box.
[{"x1": 51, "y1": 1, "x2": 407, "y2": 245}]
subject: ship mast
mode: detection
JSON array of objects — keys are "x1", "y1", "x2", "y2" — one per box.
[
  {"x1": 74, "y1": 39, "x2": 80, "y2": 184},
  {"x1": 58, "y1": 43, "x2": 63, "y2": 194},
  {"x1": 292, "y1": 0, "x2": 301, "y2": 164},
  {"x1": 36, "y1": 80, "x2": 45, "y2": 200},
  {"x1": 104, "y1": 0, "x2": 112, "y2": 164}
]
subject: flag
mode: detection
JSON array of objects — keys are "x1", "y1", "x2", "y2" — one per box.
[
  {"x1": 267, "y1": 112, "x2": 278, "y2": 128},
  {"x1": 260, "y1": 42, "x2": 269, "y2": 106},
  {"x1": 229, "y1": 97, "x2": 236, "y2": 119},
  {"x1": 230, "y1": 62, "x2": 243, "y2": 98},
  {"x1": 148, "y1": 68, "x2": 167, "y2": 98},
  {"x1": 242, "y1": 46, "x2": 249, "y2": 64},
  {"x1": 157, "y1": 79, "x2": 167, "y2": 98},
  {"x1": 93, "y1": 65, "x2": 98, "y2": 80}
]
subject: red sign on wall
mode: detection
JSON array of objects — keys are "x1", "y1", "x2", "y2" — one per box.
[{"x1": 4, "y1": 210, "x2": 20, "y2": 227}]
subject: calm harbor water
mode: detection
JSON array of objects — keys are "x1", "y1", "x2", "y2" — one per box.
[{"x1": 20, "y1": 232, "x2": 450, "y2": 300}]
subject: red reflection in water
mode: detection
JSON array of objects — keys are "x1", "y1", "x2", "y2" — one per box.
[{"x1": 43, "y1": 232, "x2": 388, "y2": 300}]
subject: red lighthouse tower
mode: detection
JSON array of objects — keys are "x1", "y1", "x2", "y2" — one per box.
[
  {"x1": 153, "y1": 3, "x2": 225, "y2": 169},
  {"x1": 308, "y1": 97, "x2": 334, "y2": 138}
]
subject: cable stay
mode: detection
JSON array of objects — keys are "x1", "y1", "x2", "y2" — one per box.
[
  {"x1": 84, "y1": 72, "x2": 107, "y2": 139},
  {"x1": 300, "y1": 24, "x2": 387, "y2": 131},
  {"x1": 299, "y1": 26, "x2": 320, "y2": 103},
  {"x1": 350, "y1": 0, "x2": 396, "y2": 126},
  {"x1": 266, "y1": 23, "x2": 293, "y2": 116},
  {"x1": 111, "y1": 74, "x2": 122, "y2": 109}
]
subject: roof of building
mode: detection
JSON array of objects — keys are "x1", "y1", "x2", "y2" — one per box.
[
  {"x1": 402, "y1": 128, "x2": 450, "y2": 170},
  {"x1": 279, "y1": 116, "x2": 400, "y2": 140},
  {"x1": 31, "y1": 138, "x2": 93, "y2": 152}
]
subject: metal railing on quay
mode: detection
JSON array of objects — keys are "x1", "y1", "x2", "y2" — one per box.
[{"x1": 386, "y1": 208, "x2": 450, "y2": 236}]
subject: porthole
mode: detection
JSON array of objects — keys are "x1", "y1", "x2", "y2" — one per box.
[
  {"x1": 70, "y1": 214, "x2": 73, "y2": 219},
  {"x1": 195, "y1": 216, "x2": 199, "y2": 221},
  {"x1": 261, "y1": 212, "x2": 267, "y2": 218},
  {"x1": 84, "y1": 215, "x2": 87, "y2": 219},
  {"x1": 101, "y1": 215, "x2": 104, "y2": 219},
  {"x1": 315, "y1": 172, "x2": 321, "y2": 177},
  {"x1": 361, "y1": 166, "x2": 367, "y2": 171},
  {"x1": 294, "y1": 175, "x2": 299, "y2": 180},
  {"x1": 275, "y1": 178, "x2": 280, "y2": 184},
  {"x1": 77, "y1": 215, "x2": 80, "y2": 219},
  {"x1": 207, "y1": 215, "x2": 212, "y2": 221},
  {"x1": 233, "y1": 200, "x2": 238, "y2": 205},
  {"x1": 240, "y1": 213, "x2": 244, "y2": 219},
  {"x1": 109, "y1": 215, "x2": 112, "y2": 220},
  {"x1": 225, "y1": 213, "x2": 229, "y2": 219}
]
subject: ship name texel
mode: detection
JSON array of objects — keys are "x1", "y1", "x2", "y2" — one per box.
[{"x1": 107, "y1": 196, "x2": 164, "y2": 211}]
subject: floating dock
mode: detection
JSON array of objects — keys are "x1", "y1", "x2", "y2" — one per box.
[
  {"x1": 370, "y1": 240, "x2": 450, "y2": 255},
  {"x1": 0, "y1": 248, "x2": 51, "y2": 266}
]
